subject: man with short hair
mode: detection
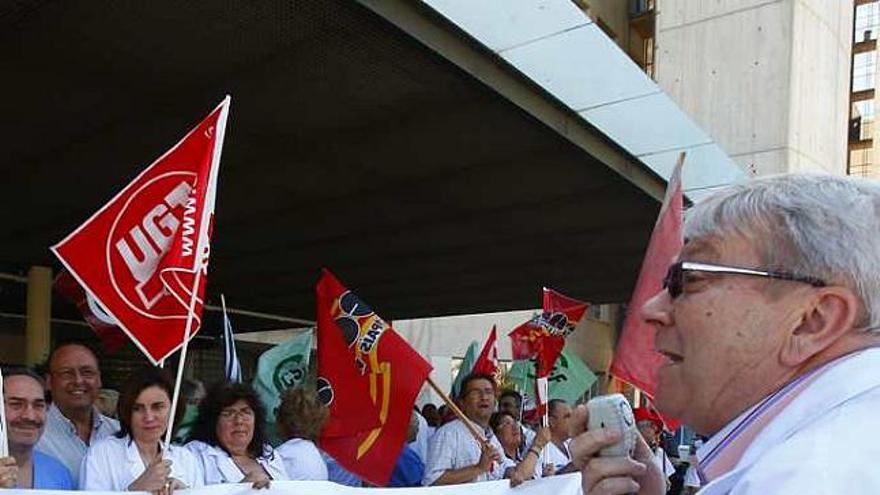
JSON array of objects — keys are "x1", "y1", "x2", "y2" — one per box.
[
  {"x1": 36, "y1": 343, "x2": 119, "y2": 485},
  {"x1": 423, "y1": 374, "x2": 513, "y2": 485},
  {"x1": 571, "y1": 174, "x2": 880, "y2": 494},
  {"x1": 546, "y1": 399, "x2": 573, "y2": 472},
  {"x1": 0, "y1": 368, "x2": 74, "y2": 489},
  {"x1": 497, "y1": 390, "x2": 523, "y2": 420}
]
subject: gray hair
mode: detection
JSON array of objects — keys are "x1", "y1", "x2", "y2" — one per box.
[{"x1": 685, "y1": 174, "x2": 880, "y2": 330}]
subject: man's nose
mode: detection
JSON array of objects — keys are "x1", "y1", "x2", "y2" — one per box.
[
  {"x1": 640, "y1": 289, "x2": 674, "y2": 329},
  {"x1": 19, "y1": 404, "x2": 38, "y2": 421}
]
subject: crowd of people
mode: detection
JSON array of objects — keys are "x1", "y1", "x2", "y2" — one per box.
[
  {"x1": 0, "y1": 341, "x2": 706, "y2": 494},
  {"x1": 0, "y1": 340, "x2": 598, "y2": 492},
  {"x1": 0, "y1": 343, "x2": 340, "y2": 492},
  {"x1": 2, "y1": 172, "x2": 880, "y2": 495}
]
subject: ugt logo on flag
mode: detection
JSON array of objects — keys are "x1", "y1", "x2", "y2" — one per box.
[{"x1": 52, "y1": 97, "x2": 230, "y2": 364}]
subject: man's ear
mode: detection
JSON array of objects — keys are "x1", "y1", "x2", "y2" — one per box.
[{"x1": 780, "y1": 287, "x2": 861, "y2": 367}]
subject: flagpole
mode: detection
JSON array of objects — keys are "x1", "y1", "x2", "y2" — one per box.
[
  {"x1": 426, "y1": 376, "x2": 488, "y2": 448},
  {"x1": 163, "y1": 266, "x2": 203, "y2": 449},
  {"x1": 164, "y1": 96, "x2": 231, "y2": 449}
]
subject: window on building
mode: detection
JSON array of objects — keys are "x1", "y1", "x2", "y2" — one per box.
[
  {"x1": 853, "y1": 52, "x2": 877, "y2": 92},
  {"x1": 850, "y1": 148, "x2": 874, "y2": 177},
  {"x1": 855, "y1": 3, "x2": 880, "y2": 43}
]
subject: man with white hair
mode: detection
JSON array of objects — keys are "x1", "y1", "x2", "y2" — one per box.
[{"x1": 569, "y1": 174, "x2": 880, "y2": 494}]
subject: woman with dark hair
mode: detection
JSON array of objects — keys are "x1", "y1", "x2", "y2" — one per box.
[
  {"x1": 489, "y1": 411, "x2": 552, "y2": 483},
  {"x1": 80, "y1": 367, "x2": 202, "y2": 493},
  {"x1": 185, "y1": 381, "x2": 287, "y2": 488},
  {"x1": 275, "y1": 387, "x2": 329, "y2": 480}
]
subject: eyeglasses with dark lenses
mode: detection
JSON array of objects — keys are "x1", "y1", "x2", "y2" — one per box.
[{"x1": 662, "y1": 261, "x2": 827, "y2": 298}]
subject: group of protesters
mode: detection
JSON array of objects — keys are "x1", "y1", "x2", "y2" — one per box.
[
  {"x1": 0, "y1": 343, "x2": 334, "y2": 492},
  {"x1": 5, "y1": 172, "x2": 880, "y2": 495},
  {"x1": 0, "y1": 337, "x2": 586, "y2": 492}
]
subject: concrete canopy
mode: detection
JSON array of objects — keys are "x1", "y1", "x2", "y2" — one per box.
[{"x1": 0, "y1": 0, "x2": 666, "y2": 331}]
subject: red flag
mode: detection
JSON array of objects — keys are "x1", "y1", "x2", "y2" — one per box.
[
  {"x1": 54, "y1": 269, "x2": 128, "y2": 352},
  {"x1": 316, "y1": 270, "x2": 433, "y2": 487},
  {"x1": 471, "y1": 325, "x2": 498, "y2": 379},
  {"x1": 509, "y1": 288, "x2": 589, "y2": 377},
  {"x1": 609, "y1": 154, "x2": 684, "y2": 429},
  {"x1": 51, "y1": 97, "x2": 230, "y2": 364}
]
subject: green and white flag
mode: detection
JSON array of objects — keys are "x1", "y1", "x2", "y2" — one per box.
[
  {"x1": 508, "y1": 346, "x2": 597, "y2": 405},
  {"x1": 450, "y1": 340, "x2": 480, "y2": 398},
  {"x1": 252, "y1": 329, "x2": 314, "y2": 444}
]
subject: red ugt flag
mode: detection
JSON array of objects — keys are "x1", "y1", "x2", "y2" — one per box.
[
  {"x1": 610, "y1": 154, "x2": 684, "y2": 427},
  {"x1": 54, "y1": 269, "x2": 128, "y2": 352},
  {"x1": 317, "y1": 270, "x2": 433, "y2": 487},
  {"x1": 51, "y1": 97, "x2": 231, "y2": 364},
  {"x1": 472, "y1": 325, "x2": 499, "y2": 379},
  {"x1": 509, "y1": 288, "x2": 589, "y2": 378}
]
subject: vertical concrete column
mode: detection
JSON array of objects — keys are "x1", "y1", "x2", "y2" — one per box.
[{"x1": 26, "y1": 266, "x2": 53, "y2": 366}]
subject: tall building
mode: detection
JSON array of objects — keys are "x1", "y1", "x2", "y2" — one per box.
[
  {"x1": 849, "y1": 0, "x2": 879, "y2": 178},
  {"x1": 578, "y1": 0, "x2": 854, "y2": 178}
]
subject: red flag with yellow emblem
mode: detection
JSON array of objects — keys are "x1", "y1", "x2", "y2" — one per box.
[{"x1": 316, "y1": 270, "x2": 432, "y2": 486}]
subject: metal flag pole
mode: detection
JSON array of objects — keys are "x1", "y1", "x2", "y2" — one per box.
[{"x1": 164, "y1": 96, "x2": 231, "y2": 450}]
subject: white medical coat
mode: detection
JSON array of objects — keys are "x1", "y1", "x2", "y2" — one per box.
[
  {"x1": 699, "y1": 347, "x2": 880, "y2": 494},
  {"x1": 185, "y1": 440, "x2": 288, "y2": 484},
  {"x1": 79, "y1": 435, "x2": 203, "y2": 490}
]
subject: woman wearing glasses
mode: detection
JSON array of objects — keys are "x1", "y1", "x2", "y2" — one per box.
[
  {"x1": 185, "y1": 382, "x2": 288, "y2": 488},
  {"x1": 79, "y1": 367, "x2": 202, "y2": 494}
]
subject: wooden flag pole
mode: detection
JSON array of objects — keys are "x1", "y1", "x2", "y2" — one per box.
[{"x1": 426, "y1": 376, "x2": 489, "y2": 448}]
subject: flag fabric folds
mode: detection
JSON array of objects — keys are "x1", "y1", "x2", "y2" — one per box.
[
  {"x1": 471, "y1": 325, "x2": 499, "y2": 379},
  {"x1": 609, "y1": 156, "x2": 684, "y2": 415},
  {"x1": 509, "y1": 288, "x2": 589, "y2": 378},
  {"x1": 316, "y1": 270, "x2": 433, "y2": 487},
  {"x1": 221, "y1": 295, "x2": 242, "y2": 383},
  {"x1": 508, "y1": 346, "x2": 598, "y2": 406},
  {"x1": 252, "y1": 330, "x2": 314, "y2": 443},
  {"x1": 54, "y1": 269, "x2": 128, "y2": 352},
  {"x1": 450, "y1": 340, "x2": 480, "y2": 398},
  {"x1": 51, "y1": 97, "x2": 231, "y2": 364}
]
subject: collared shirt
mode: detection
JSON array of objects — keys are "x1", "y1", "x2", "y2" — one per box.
[
  {"x1": 546, "y1": 439, "x2": 571, "y2": 471},
  {"x1": 35, "y1": 403, "x2": 119, "y2": 486},
  {"x1": 423, "y1": 418, "x2": 515, "y2": 486},
  {"x1": 185, "y1": 440, "x2": 288, "y2": 485},
  {"x1": 275, "y1": 438, "x2": 327, "y2": 481},
  {"x1": 651, "y1": 447, "x2": 675, "y2": 479},
  {"x1": 80, "y1": 435, "x2": 203, "y2": 490},
  {"x1": 32, "y1": 450, "x2": 74, "y2": 490},
  {"x1": 696, "y1": 347, "x2": 880, "y2": 495}
]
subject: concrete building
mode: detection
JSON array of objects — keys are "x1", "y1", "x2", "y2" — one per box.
[
  {"x1": 579, "y1": 0, "x2": 854, "y2": 177},
  {"x1": 849, "y1": 0, "x2": 880, "y2": 178}
]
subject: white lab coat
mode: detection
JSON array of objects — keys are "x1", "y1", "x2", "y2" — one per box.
[
  {"x1": 699, "y1": 347, "x2": 880, "y2": 494},
  {"x1": 79, "y1": 435, "x2": 203, "y2": 490},
  {"x1": 185, "y1": 440, "x2": 288, "y2": 484},
  {"x1": 275, "y1": 438, "x2": 328, "y2": 481}
]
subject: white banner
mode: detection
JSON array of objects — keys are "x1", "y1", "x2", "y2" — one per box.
[{"x1": 7, "y1": 473, "x2": 582, "y2": 495}]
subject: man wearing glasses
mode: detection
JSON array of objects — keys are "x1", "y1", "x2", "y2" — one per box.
[
  {"x1": 0, "y1": 368, "x2": 73, "y2": 489},
  {"x1": 36, "y1": 343, "x2": 119, "y2": 485},
  {"x1": 423, "y1": 373, "x2": 513, "y2": 486},
  {"x1": 571, "y1": 174, "x2": 880, "y2": 494}
]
